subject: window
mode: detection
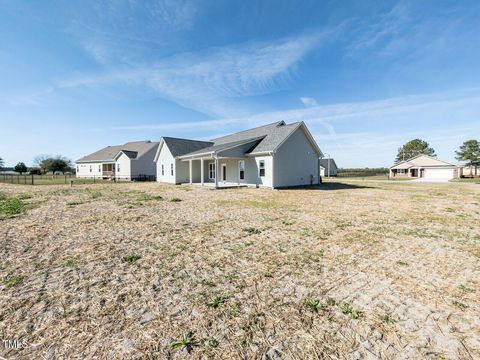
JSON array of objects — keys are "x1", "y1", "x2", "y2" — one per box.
[
  {"x1": 259, "y1": 160, "x2": 265, "y2": 177},
  {"x1": 98, "y1": 165, "x2": 101, "y2": 173},
  {"x1": 239, "y1": 160, "x2": 245, "y2": 180},
  {"x1": 397, "y1": 169, "x2": 405, "y2": 174},
  {"x1": 171, "y1": 163, "x2": 174, "y2": 176},
  {"x1": 117, "y1": 163, "x2": 120, "y2": 172},
  {"x1": 89, "y1": 165, "x2": 92, "y2": 173},
  {"x1": 161, "y1": 164, "x2": 164, "y2": 176},
  {"x1": 76, "y1": 166, "x2": 79, "y2": 172},
  {"x1": 209, "y1": 163, "x2": 216, "y2": 179}
]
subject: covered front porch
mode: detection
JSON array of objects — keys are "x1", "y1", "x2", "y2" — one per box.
[
  {"x1": 181, "y1": 156, "x2": 248, "y2": 188},
  {"x1": 390, "y1": 167, "x2": 424, "y2": 178},
  {"x1": 102, "y1": 163, "x2": 116, "y2": 178}
]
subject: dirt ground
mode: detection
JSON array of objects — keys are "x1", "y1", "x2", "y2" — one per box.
[{"x1": 0, "y1": 181, "x2": 479, "y2": 359}]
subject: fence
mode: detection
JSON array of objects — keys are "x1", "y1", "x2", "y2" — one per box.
[{"x1": 0, "y1": 174, "x2": 156, "y2": 185}]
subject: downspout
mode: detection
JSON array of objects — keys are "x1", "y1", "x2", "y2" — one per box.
[
  {"x1": 271, "y1": 151, "x2": 275, "y2": 189},
  {"x1": 318, "y1": 154, "x2": 323, "y2": 185}
]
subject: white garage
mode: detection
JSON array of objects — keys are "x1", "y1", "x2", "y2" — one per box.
[{"x1": 423, "y1": 167, "x2": 456, "y2": 180}]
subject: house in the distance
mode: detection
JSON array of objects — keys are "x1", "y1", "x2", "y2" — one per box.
[
  {"x1": 154, "y1": 121, "x2": 323, "y2": 188},
  {"x1": 320, "y1": 158, "x2": 337, "y2": 177},
  {"x1": 76, "y1": 141, "x2": 159, "y2": 180},
  {"x1": 389, "y1": 154, "x2": 461, "y2": 180}
]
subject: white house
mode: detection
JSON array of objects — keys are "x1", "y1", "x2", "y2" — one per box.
[
  {"x1": 320, "y1": 158, "x2": 338, "y2": 177},
  {"x1": 154, "y1": 121, "x2": 323, "y2": 189},
  {"x1": 76, "y1": 141, "x2": 159, "y2": 180},
  {"x1": 389, "y1": 154, "x2": 461, "y2": 180}
]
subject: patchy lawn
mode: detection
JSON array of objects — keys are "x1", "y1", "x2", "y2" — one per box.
[
  {"x1": 450, "y1": 177, "x2": 480, "y2": 184},
  {"x1": 0, "y1": 182, "x2": 479, "y2": 359}
]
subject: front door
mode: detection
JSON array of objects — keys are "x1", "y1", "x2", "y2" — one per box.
[{"x1": 222, "y1": 164, "x2": 227, "y2": 182}]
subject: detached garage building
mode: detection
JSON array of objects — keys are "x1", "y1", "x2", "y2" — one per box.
[
  {"x1": 320, "y1": 158, "x2": 338, "y2": 177},
  {"x1": 389, "y1": 154, "x2": 461, "y2": 180}
]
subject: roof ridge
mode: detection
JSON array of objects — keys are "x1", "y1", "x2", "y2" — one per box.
[
  {"x1": 125, "y1": 140, "x2": 156, "y2": 143},
  {"x1": 163, "y1": 136, "x2": 213, "y2": 143},
  {"x1": 210, "y1": 121, "x2": 285, "y2": 142}
]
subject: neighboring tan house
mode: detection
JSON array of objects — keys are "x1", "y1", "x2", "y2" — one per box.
[
  {"x1": 76, "y1": 141, "x2": 159, "y2": 180},
  {"x1": 154, "y1": 121, "x2": 323, "y2": 188},
  {"x1": 389, "y1": 154, "x2": 461, "y2": 180},
  {"x1": 320, "y1": 158, "x2": 337, "y2": 176}
]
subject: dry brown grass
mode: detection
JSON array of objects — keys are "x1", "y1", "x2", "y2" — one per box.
[{"x1": 0, "y1": 181, "x2": 479, "y2": 359}]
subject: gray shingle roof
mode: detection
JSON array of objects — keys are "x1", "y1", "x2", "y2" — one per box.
[
  {"x1": 210, "y1": 121, "x2": 286, "y2": 145},
  {"x1": 180, "y1": 137, "x2": 264, "y2": 157},
  {"x1": 76, "y1": 141, "x2": 159, "y2": 163},
  {"x1": 164, "y1": 121, "x2": 322, "y2": 159},
  {"x1": 162, "y1": 137, "x2": 213, "y2": 157},
  {"x1": 179, "y1": 121, "x2": 312, "y2": 157},
  {"x1": 320, "y1": 158, "x2": 337, "y2": 168},
  {"x1": 247, "y1": 122, "x2": 301, "y2": 154}
]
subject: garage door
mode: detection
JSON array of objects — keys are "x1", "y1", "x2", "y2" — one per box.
[{"x1": 424, "y1": 168, "x2": 454, "y2": 179}]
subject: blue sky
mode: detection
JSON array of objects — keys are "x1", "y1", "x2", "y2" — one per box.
[{"x1": 1, "y1": 0, "x2": 480, "y2": 167}]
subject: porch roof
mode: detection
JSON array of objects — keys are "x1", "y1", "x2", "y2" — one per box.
[{"x1": 178, "y1": 137, "x2": 264, "y2": 159}]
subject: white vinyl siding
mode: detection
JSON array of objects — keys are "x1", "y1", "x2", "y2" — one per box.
[
  {"x1": 115, "y1": 153, "x2": 132, "y2": 180},
  {"x1": 273, "y1": 127, "x2": 319, "y2": 187},
  {"x1": 156, "y1": 143, "x2": 176, "y2": 183}
]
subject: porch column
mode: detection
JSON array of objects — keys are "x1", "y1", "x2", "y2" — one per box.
[
  {"x1": 214, "y1": 157, "x2": 219, "y2": 188},
  {"x1": 200, "y1": 158, "x2": 204, "y2": 186},
  {"x1": 189, "y1": 159, "x2": 192, "y2": 184}
]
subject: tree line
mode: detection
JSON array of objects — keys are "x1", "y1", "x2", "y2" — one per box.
[{"x1": 0, "y1": 155, "x2": 73, "y2": 175}]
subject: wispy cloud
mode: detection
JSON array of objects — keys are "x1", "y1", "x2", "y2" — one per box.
[
  {"x1": 347, "y1": 1, "x2": 480, "y2": 63},
  {"x1": 58, "y1": 30, "x2": 335, "y2": 117},
  {"x1": 350, "y1": 3, "x2": 410, "y2": 54},
  {"x1": 71, "y1": 0, "x2": 199, "y2": 63},
  {"x1": 300, "y1": 96, "x2": 318, "y2": 107}
]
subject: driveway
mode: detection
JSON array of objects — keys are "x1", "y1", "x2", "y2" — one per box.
[
  {"x1": 409, "y1": 178, "x2": 453, "y2": 184},
  {"x1": 328, "y1": 178, "x2": 476, "y2": 185}
]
